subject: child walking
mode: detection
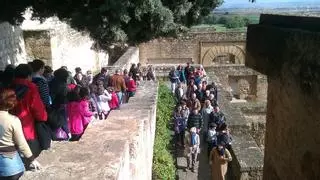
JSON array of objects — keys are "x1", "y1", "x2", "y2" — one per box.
[
  {"x1": 207, "y1": 123, "x2": 217, "y2": 157},
  {"x1": 96, "y1": 81, "x2": 112, "y2": 120},
  {"x1": 67, "y1": 87, "x2": 93, "y2": 141},
  {"x1": 108, "y1": 87, "x2": 119, "y2": 110},
  {"x1": 89, "y1": 84, "x2": 99, "y2": 119}
]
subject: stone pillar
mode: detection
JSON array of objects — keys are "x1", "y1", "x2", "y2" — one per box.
[{"x1": 246, "y1": 14, "x2": 320, "y2": 180}]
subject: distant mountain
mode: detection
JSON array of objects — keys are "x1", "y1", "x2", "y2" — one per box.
[{"x1": 217, "y1": 0, "x2": 320, "y2": 10}]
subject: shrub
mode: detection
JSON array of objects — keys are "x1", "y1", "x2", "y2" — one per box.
[
  {"x1": 218, "y1": 16, "x2": 228, "y2": 24},
  {"x1": 225, "y1": 16, "x2": 247, "y2": 28},
  {"x1": 152, "y1": 83, "x2": 176, "y2": 180}
]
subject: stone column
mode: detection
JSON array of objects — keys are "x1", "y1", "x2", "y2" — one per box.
[{"x1": 246, "y1": 14, "x2": 320, "y2": 180}]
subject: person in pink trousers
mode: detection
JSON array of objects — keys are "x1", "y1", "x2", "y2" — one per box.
[{"x1": 67, "y1": 87, "x2": 93, "y2": 141}]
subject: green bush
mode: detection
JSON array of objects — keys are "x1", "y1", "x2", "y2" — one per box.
[
  {"x1": 217, "y1": 16, "x2": 228, "y2": 24},
  {"x1": 225, "y1": 16, "x2": 246, "y2": 28},
  {"x1": 152, "y1": 83, "x2": 176, "y2": 180},
  {"x1": 196, "y1": 14, "x2": 260, "y2": 29}
]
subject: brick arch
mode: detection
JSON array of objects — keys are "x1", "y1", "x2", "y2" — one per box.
[{"x1": 201, "y1": 45, "x2": 245, "y2": 66}]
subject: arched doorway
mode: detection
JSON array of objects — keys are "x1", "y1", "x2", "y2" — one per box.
[
  {"x1": 212, "y1": 53, "x2": 236, "y2": 64},
  {"x1": 201, "y1": 45, "x2": 245, "y2": 66}
]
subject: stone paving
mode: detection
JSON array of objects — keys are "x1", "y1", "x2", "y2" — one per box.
[
  {"x1": 165, "y1": 82, "x2": 211, "y2": 180},
  {"x1": 176, "y1": 142, "x2": 211, "y2": 180},
  {"x1": 173, "y1": 69, "x2": 264, "y2": 180}
]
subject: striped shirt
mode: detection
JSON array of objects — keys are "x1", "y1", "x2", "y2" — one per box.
[{"x1": 32, "y1": 75, "x2": 51, "y2": 106}]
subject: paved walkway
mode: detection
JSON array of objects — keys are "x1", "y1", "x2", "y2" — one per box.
[
  {"x1": 165, "y1": 82, "x2": 211, "y2": 180},
  {"x1": 176, "y1": 142, "x2": 211, "y2": 180}
]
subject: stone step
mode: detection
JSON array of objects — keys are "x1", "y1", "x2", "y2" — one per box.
[{"x1": 177, "y1": 156, "x2": 187, "y2": 168}]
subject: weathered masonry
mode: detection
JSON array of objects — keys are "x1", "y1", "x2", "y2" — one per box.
[
  {"x1": 246, "y1": 14, "x2": 320, "y2": 180},
  {"x1": 0, "y1": 10, "x2": 108, "y2": 72},
  {"x1": 139, "y1": 31, "x2": 246, "y2": 66}
]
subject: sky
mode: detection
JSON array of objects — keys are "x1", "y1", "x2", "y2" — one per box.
[
  {"x1": 223, "y1": 0, "x2": 317, "y2": 3},
  {"x1": 218, "y1": 0, "x2": 319, "y2": 9}
]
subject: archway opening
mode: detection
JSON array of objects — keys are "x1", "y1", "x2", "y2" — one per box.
[{"x1": 212, "y1": 53, "x2": 236, "y2": 65}]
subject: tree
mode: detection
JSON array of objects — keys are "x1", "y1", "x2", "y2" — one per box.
[
  {"x1": 0, "y1": 0, "x2": 223, "y2": 49},
  {"x1": 199, "y1": 14, "x2": 218, "y2": 24},
  {"x1": 218, "y1": 16, "x2": 228, "y2": 24},
  {"x1": 225, "y1": 16, "x2": 246, "y2": 28}
]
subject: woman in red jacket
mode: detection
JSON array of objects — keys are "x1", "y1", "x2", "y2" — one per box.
[
  {"x1": 10, "y1": 64, "x2": 48, "y2": 158},
  {"x1": 126, "y1": 73, "x2": 137, "y2": 101}
]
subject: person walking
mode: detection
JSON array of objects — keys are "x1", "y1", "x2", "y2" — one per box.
[
  {"x1": 209, "y1": 142, "x2": 232, "y2": 180},
  {"x1": 184, "y1": 127, "x2": 200, "y2": 173},
  {"x1": 111, "y1": 69, "x2": 126, "y2": 106}
]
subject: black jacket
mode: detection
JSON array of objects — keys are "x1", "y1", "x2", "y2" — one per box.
[{"x1": 187, "y1": 113, "x2": 203, "y2": 129}]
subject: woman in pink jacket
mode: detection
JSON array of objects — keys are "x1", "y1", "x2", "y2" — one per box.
[{"x1": 67, "y1": 87, "x2": 93, "y2": 141}]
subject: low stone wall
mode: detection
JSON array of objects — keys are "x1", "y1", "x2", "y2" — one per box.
[
  {"x1": 112, "y1": 47, "x2": 139, "y2": 72},
  {"x1": 22, "y1": 81, "x2": 158, "y2": 180},
  {"x1": 206, "y1": 65, "x2": 268, "y2": 102},
  {"x1": 207, "y1": 69, "x2": 264, "y2": 180}
]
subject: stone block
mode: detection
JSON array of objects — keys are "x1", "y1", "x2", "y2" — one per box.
[{"x1": 246, "y1": 14, "x2": 320, "y2": 180}]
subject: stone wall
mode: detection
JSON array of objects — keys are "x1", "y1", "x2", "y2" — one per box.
[
  {"x1": 23, "y1": 30, "x2": 52, "y2": 66},
  {"x1": 206, "y1": 65, "x2": 267, "y2": 102},
  {"x1": 22, "y1": 81, "x2": 158, "y2": 180},
  {"x1": 246, "y1": 14, "x2": 320, "y2": 180},
  {"x1": 21, "y1": 10, "x2": 109, "y2": 73},
  {"x1": 139, "y1": 32, "x2": 246, "y2": 66},
  {"x1": 0, "y1": 10, "x2": 109, "y2": 72},
  {"x1": 0, "y1": 22, "x2": 27, "y2": 70},
  {"x1": 206, "y1": 70, "x2": 264, "y2": 180},
  {"x1": 112, "y1": 47, "x2": 139, "y2": 72}
]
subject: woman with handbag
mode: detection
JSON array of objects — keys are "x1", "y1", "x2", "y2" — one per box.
[{"x1": 0, "y1": 88, "x2": 41, "y2": 180}]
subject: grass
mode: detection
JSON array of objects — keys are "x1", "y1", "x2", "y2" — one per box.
[
  {"x1": 191, "y1": 13, "x2": 259, "y2": 32},
  {"x1": 191, "y1": 24, "x2": 247, "y2": 32}
]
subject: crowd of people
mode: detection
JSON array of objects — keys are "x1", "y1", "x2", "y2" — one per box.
[
  {"x1": 170, "y1": 63, "x2": 233, "y2": 180},
  {"x1": 0, "y1": 60, "x2": 152, "y2": 180}
]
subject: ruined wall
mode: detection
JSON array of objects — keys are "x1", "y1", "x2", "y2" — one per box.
[
  {"x1": 23, "y1": 30, "x2": 52, "y2": 66},
  {"x1": 0, "y1": 22, "x2": 27, "y2": 70},
  {"x1": 207, "y1": 70, "x2": 264, "y2": 180},
  {"x1": 206, "y1": 65, "x2": 267, "y2": 102},
  {"x1": 139, "y1": 32, "x2": 246, "y2": 65},
  {"x1": 139, "y1": 38, "x2": 198, "y2": 65},
  {"x1": 113, "y1": 47, "x2": 139, "y2": 71},
  {"x1": 246, "y1": 14, "x2": 320, "y2": 180},
  {"x1": 20, "y1": 10, "x2": 108, "y2": 72}
]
